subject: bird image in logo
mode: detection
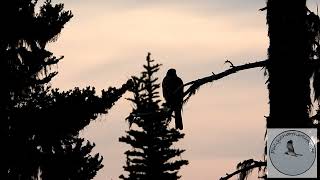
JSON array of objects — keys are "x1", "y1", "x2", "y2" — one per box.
[{"x1": 285, "y1": 140, "x2": 303, "y2": 157}]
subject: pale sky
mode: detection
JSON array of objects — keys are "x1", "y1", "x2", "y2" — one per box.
[{"x1": 47, "y1": 0, "x2": 317, "y2": 180}]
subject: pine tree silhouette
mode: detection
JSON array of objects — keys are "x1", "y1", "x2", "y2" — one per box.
[
  {"x1": 3, "y1": 1, "x2": 132, "y2": 179},
  {"x1": 119, "y1": 53, "x2": 188, "y2": 180}
]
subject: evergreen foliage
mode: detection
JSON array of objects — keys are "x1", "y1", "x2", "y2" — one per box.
[
  {"x1": 3, "y1": 1, "x2": 132, "y2": 179},
  {"x1": 119, "y1": 53, "x2": 188, "y2": 180}
]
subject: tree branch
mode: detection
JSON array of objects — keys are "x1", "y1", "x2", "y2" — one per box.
[
  {"x1": 219, "y1": 161, "x2": 266, "y2": 180},
  {"x1": 183, "y1": 59, "x2": 269, "y2": 102}
]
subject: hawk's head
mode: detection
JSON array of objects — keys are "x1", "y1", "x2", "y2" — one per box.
[{"x1": 167, "y1": 68, "x2": 177, "y2": 77}]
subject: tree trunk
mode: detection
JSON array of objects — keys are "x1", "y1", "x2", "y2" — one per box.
[{"x1": 266, "y1": 0, "x2": 311, "y2": 128}]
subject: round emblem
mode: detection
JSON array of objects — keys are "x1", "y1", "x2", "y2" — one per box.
[{"x1": 269, "y1": 130, "x2": 316, "y2": 176}]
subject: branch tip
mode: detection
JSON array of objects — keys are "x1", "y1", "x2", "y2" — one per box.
[{"x1": 224, "y1": 60, "x2": 235, "y2": 68}]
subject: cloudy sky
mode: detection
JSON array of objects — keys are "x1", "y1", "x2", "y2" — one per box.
[{"x1": 47, "y1": 0, "x2": 317, "y2": 179}]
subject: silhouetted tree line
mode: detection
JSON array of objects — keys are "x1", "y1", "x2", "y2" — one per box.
[
  {"x1": 5, "y1": 0, "x2": 320, "y2": 180},
  {"x1": 3, "y1": 1, "x2": 132, "y2": 179}
]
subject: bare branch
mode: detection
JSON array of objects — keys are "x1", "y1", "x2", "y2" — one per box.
[
  {"x1": 182, "y1": 59, "x2": 269, "y2": 102},
  {"x1": 220, "y1": 161, "x2": 266, "y2": 180}
]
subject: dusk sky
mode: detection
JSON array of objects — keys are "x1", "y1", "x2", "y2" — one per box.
[{"x1": 47, "y1": 0, "x2": 318, "y2": 179}]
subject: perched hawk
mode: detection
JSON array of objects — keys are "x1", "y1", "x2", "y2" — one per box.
[
  {"x1": 162, "y1": 69, "x2": 184, "y2": 130},
  {"x1": 285, "y1": 140, "x2": 302, "y2": 157}
]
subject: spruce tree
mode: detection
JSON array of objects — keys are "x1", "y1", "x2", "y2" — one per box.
[
  {"x1": 119, "y1": 53, "x2": 188, "y2": 180},
  {"x1": 3, "y1": 1, "x2": 132, "y2": 179}
]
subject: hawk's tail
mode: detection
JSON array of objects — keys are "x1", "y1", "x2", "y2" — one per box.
[{"x1": 175, "y1": 109, "x2": 183, "y2": 130}]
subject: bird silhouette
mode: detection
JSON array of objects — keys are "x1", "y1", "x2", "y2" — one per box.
[
  {"x1": 162, "y1": 69, "x2": 184, "y2": 130},
  {"x1": 285, "y1": 140, "x2": 303, "y2": 157}
]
